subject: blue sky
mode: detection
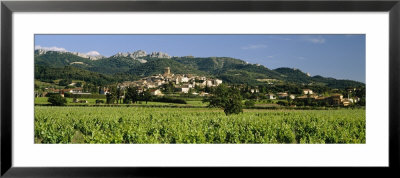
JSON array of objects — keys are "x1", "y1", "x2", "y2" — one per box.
[{"x1": 35, "y1": 34, "x2": 365, "y2": 83}]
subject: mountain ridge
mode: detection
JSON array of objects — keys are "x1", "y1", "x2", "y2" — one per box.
[{"x1": 34, "y1": 49, "x2": 365, "y2": 88}]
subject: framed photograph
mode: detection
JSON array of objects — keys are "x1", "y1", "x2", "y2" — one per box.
[{"x1": 1, "y1": 0, "x2": 399, "y2": 177}]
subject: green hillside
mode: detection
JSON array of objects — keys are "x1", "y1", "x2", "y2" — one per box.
[
  {"x1": 127, "y1": 57, "x2": 207, "y2": 77},
  {"x1": 35, "y1": 65, "x2": 136, "y2": 86}
]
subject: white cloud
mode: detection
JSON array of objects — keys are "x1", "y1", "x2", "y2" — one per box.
[
  {"x1": 303, "y1": 36, "x2": 326, "y2": 44},
  {"x1": 241, "y1": 44, "x2": 268, "y2": 50},
  {"x1": 86, "y1": 51, "x2": 101, "y2": 56},
  {"x1": 298, "y1": 56, "x2": 306, "y2": 60},
  {"x1": 34, "y1": 45, "x2": 67, "y2": 52}
]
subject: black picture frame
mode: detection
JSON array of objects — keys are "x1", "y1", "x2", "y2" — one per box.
[{"x1": 1, "y1": 0, "x2": 399, "y2": 177}]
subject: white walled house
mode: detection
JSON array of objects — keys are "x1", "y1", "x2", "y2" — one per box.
[
  {"x1": 303, "y1": 89, "x2": 313, "y2": 95},
  {"x1": 206, "y1": 80, "x2": 213, "y2": 87},
  {"x1": 214, "y1": 79, "x2": 223, "y2": 86},
  {"x1": 178, "y1": 87, "x2": 190, "y2": 93},
  {"x1": 181, "y1": 77, "x2": 189, "y2": 83},
  {"x1": 266, "y1": 93, "x2": 276, "y2": 100},
  {"x1": 151, "y1": 89, "x2": 164, "y2": 96}
]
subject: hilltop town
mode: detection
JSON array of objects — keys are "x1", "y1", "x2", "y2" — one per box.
[{"x1": 117, "y1": 67, "x2": 222, "y2": 96}]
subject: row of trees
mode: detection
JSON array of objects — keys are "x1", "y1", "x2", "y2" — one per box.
[{"x1": 105, "y1": 86, "x2": 152, "y2": 104}]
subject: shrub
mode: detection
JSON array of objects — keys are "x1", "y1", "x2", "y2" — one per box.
[
  {"x1": 152, "y1": 97, "x2": 187, "y2": 104},
  {"x1": 224, "y1": 98, "x2": 243, "y2": 115},
  {"x1": 277, "y1": 100, "x2": 289, "y2": 106},
  {"x1": 96, "y1": 99, "x2": 105, "y2": 104},
  {"x1": 244, "y1": 100, "x2": 255, "y2": 108},
  {"x1": 58, "y1": 79, "x2": 72, "y2": 86},
  {"x1": 48, "y1": 94, "x2": 67, "y2": 106}
]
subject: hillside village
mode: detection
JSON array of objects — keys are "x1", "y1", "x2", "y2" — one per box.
[
  {"x1": 117, "y1": 67, "x2": 222, "y2": 96},
  {"x1": 36, "y1": 67, "x2": 223, "y2": 98},
  {"x1": 264, "y1": 88, "x2": 361, "y2": 107}
]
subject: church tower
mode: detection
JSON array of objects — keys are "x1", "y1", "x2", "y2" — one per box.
[{"x1": 164, "y1": 67, "x2": 171, "y2": 76}]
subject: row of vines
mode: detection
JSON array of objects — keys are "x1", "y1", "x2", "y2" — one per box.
[{"x1": 34, "y1": 107, "x2": 365, "y2": 144}]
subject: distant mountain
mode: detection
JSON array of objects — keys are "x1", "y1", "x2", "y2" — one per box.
[
  {"x1": 35, "y1": 49, "x2": 105, "y2": 60},
  {"x1": 34, "y1": 49, "x2": 365, "y2": 88},
  {"x1": 273, "y1": 67, "x2": 364, "y2": 88}
]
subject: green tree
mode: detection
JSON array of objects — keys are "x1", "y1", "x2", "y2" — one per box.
[
  {"x1": 106, "y1": 93, "x2": 116, "y2": 104},
  {"x1": 125, "y1": 86, "x2": 139, "y2": 104},
  {"x1": 58, "y1": 79, "x2": 72, "y2": 86},
  {"x1": 106, "y1": 86, "x2": 118, "y2": 104},
  {"x1": 204, "y1": 84, "x2": 243, "y2": 115},
  {"x1": 48, "y1": 94, "x2": 67, "y2": 106},
  {"x1": 143, "y1": 90, "x2": 152, "y2": 104},
  {"x1": 224, "y1": 98, "x2": 243, "y2": 115},
  {"x1": 162, "y1": 81, "x2": 175, "y2": 94}
]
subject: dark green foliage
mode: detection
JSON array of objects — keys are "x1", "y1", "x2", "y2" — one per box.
[
  {"x1": 152, "y1": 97, "x2": 187, "y2": 104},
  {"x1": 124, "y1": 87, "x2": 139, "y2": 104},
  {"x1": 75, "y1": 82, "x2": 82, "y2": 87},
  {"x1": 47, "y1": 94, "x2": 67, "y2": 106},
  {"x1": 172, "y1": 56, "x2": 246, "y2": 73},
  {"x1": 95, "y1": 99, "x2": 105, "y2": 104},
  {"x1": 34, "y1": 51, "x2": 94, "y2": 68},
  {"x1": 244, "y1": 100, "x2": 255, "y2": 108},
  {"x1": 127, "y1": 58, "x2": 206, "y2": 77},
  {"x1": 58, "y1": 79, "x2": 72, "y2": 86},
  {"x1": 142, "y1": 90, "x2": 152, "y2": 104},
  {"x1": 35, "y1": 66, "x2": 136, "y2": 86},
  {"x1": 204, "y1": 84, "x2": 243, "y2": 115},
  {"x1": 89, "y1": 56, "x2": 142, "y2": 74},
  {"x1": 224, "y1": 98, "x2": 243, "y2": 115},
  {"x1": 274, "y1": 67, "x2": 364, "y2": 89},
  {"x1": 64, "y1": 93, "x2": 106, "y2": 99},
  {"x1": 277, "y1": 100, "x2": 289, "y2": 106},
  {"x1": 106, "y1": 93, "x2": 116, "y2": 104}
]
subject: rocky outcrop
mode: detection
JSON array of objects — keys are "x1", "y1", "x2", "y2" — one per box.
[
  {"x1": 113, "y1": 50, "x2": 147, "y2": 59},
  {"x1": 35, "y1": 48, "x2": 171, "y2": 61},
  {"x1": 113, "y1": 50, "x2": 170, "y2": 59},
  {"x1": 149, "y1": 52, "x2": 171, "y2": 59},
  {"x1": 110, "y1": 50, "x2": 170, "y2": 63},
  {"x1": 130, "y1": 50, "x2": 147, "y2": 58},
  {"x1": 72, "y1": 52, "x2": 104, "y2": 60},
  {"x1": 35, "y1": 49, "x2": 47, "y2": 55}
]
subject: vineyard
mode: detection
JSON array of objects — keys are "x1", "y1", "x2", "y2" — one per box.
[{"x1": 34, "y1": 107, "x2": 366, "y2": 144}]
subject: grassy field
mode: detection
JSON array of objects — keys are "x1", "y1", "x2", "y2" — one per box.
[{"x1": 34, "y1": 106, "x2": 366, "y2": 144}]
